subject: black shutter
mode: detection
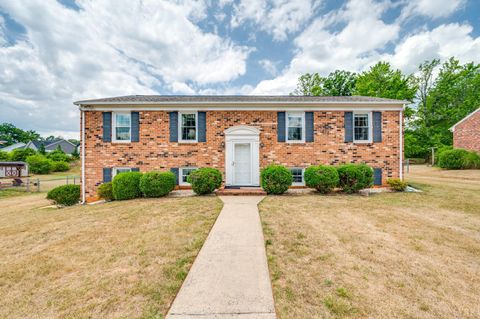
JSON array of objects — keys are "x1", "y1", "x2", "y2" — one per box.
[
  {"x1": 103, "y1": 168, "x2": 112, "y2": 182},
  {"x1": 373, "y1": 111, "x2": 382, "y2": 142},
  {"x1": 198, "y1": 111, "x2": 206, "y2": 142},
  {"x1": 102, "y1": 112, "x2": 112, "y2": 142},
  {"x1": 374, "y1": 168, "x2": 382, "y2": 185},
  {"x1": 305, "y1": 112, "x2": 314, "y2": 142},
  {"x1": 131, "y1": 112, "x2": 139, "y2": 142},
  {"x1": 169, "y1": 112, "x2": 178, "y2": 142},
  {"x1": 277, "y1": 112, "x2": 286, "y2": 142},
  {"x1": 344, "y1": 112, "x2": 353, "y2": 142},
  {"x1": 170, "y1": 168, "x2": 179, "y2": 185},
  {"x1": 131, "y1": 167, "x2": 140, "y2": 172}
]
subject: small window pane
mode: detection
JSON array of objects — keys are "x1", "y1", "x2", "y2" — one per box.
[
  {"x1": 290, "y1": 168, "x2": 303, "y2": 184},
  {"x1": 116, "y1": 114, "x2": 131, "y2": 126},
  {"x1": 181, "y1": 113, "x2": 196, "y2": 141},
  {"x1": 181, "y1": 168, "x2": 196, "y2": 184},
  {"x1": 116, "y1": 127, "x2": 131, "y2": 140},
  {"x1": 354, "y1": 114, "x2": 369, "y2": 141},
  {"x1": 288, "y1": 127, "x2": 302, "y2": 140}
]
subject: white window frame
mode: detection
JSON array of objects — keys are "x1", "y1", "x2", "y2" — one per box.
[
  {"x1": 353, "y1": 111, "x2": 373, "y2": 143},
  {"x1": 112, "y1": 167, "x2": 132, "y2": 178},
  {"x1": 178, "y1": 111, "x2": 198, "y2": 143},
  {"x1": 286, "y1": 111, "x2": 305, "y2": 143},
  {"x1": 112, "y1": 112, "x2": 131, "y2": 143},
  {"x1": 179, "y1": 167, "x2": 197, "y2": 186},
  {"x1": 290, "y1": 167, "x2": 305, "y2": 186}
]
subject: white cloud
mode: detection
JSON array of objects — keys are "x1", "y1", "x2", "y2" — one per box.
[
  {"x1": 0, "y1": 0, "x2": 251, "y2": 136},
  {"x1": 253, "y1": 0, "x2": 399, "y2": 94},
  {"x1": 0, "y1": 15, "x2": 6, "y2": 46},
  {"x1": 258, "y1": 59, "x2": 278, "y2": 76},
  {"x1": 231, "y1": 0, "x2": 322, "y2": 41},
  {"x1": 384, "y1": 23, "x2": 480, "y2": 73},
  {"x1": 399, "y1": 0, "x2": 465, "y2": 21}
]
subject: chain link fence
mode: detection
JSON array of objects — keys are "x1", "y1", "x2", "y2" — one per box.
[{"x1": 0, "y1": 175, "x2": 80, "y2": 193}]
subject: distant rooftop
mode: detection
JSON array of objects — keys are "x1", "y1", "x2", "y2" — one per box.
[{"x1": 74, "y1": 95, "x2": 408, "y2": 105}]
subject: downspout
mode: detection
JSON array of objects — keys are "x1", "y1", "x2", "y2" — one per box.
[
  {"x1": 399, "y1": 107, "x2": 404, "y2": 181},
  {"x1": 81, "y1": 108, "x2": 86, "y2": 204}
]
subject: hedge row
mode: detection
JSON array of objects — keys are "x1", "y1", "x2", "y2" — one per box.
[
  {"x1": 437, "y1": 148, "x2": 480, "y2": 169},
  {"x1": 260, "y1": 163, "x2": 375, "y2": 195}
]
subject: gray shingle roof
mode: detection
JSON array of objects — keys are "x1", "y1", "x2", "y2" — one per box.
[{"x1": 74, "y1": 95, "x2": 408, "y2": 105}]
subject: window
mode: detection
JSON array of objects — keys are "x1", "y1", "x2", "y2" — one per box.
[
  {"x1": 179, "y1": 112, "x2": 197, "y2": 142},
  {"x1": 113, "y1": 167, "x2": 132, "y2": 177},
  {"x1": 113, "y1": 112, "x2": 131, "y2": 142},
  {"x1": 290, "y1": 168, "x2": 304, "y2": 186},
  {"x1": 286, "y1": 112, "x2": 305, "y2": 142},
  {"x1": 180, "y1": 167, "x2": 197, "y2": 185},
  {"x1": 353, "y1": 112, "x2": 371, "y2": 142}
]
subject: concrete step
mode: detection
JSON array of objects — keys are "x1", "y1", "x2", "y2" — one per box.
[{"x1": 216, "y1": 187, "x2": 267, "y2": 196}]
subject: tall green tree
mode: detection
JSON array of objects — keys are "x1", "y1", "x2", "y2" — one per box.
[
  {"x1": 292, "y1": 70, "x2": 357, "y2": 96},
  {"x1": 354, "y1": 62, "x2": 418, "y2": 102},
  {"x1": 292, "y1": 73, "x2": 322, "y2": 96},
  {"x1": 0, "y1": 123, "x2": 40, "y2": 146}
]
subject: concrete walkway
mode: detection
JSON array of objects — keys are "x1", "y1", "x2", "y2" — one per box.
[{"x1": 166, "y1": 196, "x2": 276, "y2": 319}]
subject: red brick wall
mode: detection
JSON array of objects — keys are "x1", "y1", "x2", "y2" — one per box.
[
  {"x1": 453, "y1": 111, "x2": 480, "y2": 152},
  {"x1": 82, "y1": 110, "x2": 402, "y2": 201}
]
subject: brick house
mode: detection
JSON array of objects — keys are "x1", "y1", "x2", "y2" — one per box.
[
  {"x1": 75, "y1": 95, "x2": 406, "y2": 202},
  {"x1": 450, "y1": 108, "x2": 480, "y2": 153}
]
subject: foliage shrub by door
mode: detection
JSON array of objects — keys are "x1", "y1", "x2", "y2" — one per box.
[
  {"x1": 112, "y1": 171, "x2": 143, "y2": 200},
  {"x1": 337, "y1": 164, "x2": 374, "y2": 193},
  {"x1": 260, "y1": 165, "x2": 292, "y2": 195},
  {"x1": 304, "y1": 165, "x2": 339, "y2": 194},
  {"x1": 47, "y1": 184, "x2": 80, "y2": 206},
  {"x1": 188, "y1": 168, "x2": 222, "y2": 195},
  {"x1": 139, "y1": 171, "x2": 176, "y2": 197}
]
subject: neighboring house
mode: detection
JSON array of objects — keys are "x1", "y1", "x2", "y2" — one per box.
[
  {"x1": 0, "y1": 161, "x2": 29, "y2": 178},
  {"x1": 74, "y1": 95, "x2": 406, "y2": 202},
  {"x1": 450, "y1": 108, "x2": 480, "y2": 153},
  {"x1": 0, "y1": 142, "x2": 26, "y2": 152},
  {"x1": 25, "y1": 139, "x2": 78, "y2": 154}
]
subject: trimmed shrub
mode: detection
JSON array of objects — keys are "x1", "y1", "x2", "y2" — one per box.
[
  {"x1": 0, "y1": 151, "x2": 9, "y2": 161},
  {"x1": 51, "y1": 161, "x2": 70, "y2": 172},
  {"x1": 260, "y1": 165, "x2": 292, "y2": 195},
  {"x1": 463, "y1": 151, "x2": 480, "y2": 169},
  {"x1": 98, "y1": 182, "x2": 114, "y2": 201},
  {"x1": 438, "y1": 149, "x2": 468, "y2": 169},
  {"x1": 112, "y1": 171, "x2": 143, "y2": 200},
  {"x1": 387, "y1": 178, "x2": 408, "y2": 191},
  {"x1": 10, "y1": 148, "x2": 36, "y2": 161},
  {"x1": 304, "y1": 165, "x2": 339, "y2": 194},
  {"x1": 26, "y1": 155, "x2": 53, "y2": 174},
  {"x1": 139, "y1": 171, "x2": 176, "y2": 197},
  {"x1": 337, "y1": 164, "x2": 373, "y2": 193},
  {"x1": 47, "y1": 184, "x2": 80, "y2": 206},
  {"x1": 188, "y1": 168, "x2": 222, "y2": 195}
]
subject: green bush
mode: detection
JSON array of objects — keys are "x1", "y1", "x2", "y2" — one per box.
[
  {"x1": 438, "y1": 149, "x2": 468, "y2": 169},
  {"x1": 260, "y1": 165, "x2": 292, "y2": 195},
  {"x1": 463, "y1": 151, "x2": 480, "y2": 169},
  {"x1": 98, "y1": 182, "x2": 114, "y2": 201},
  {"x1": 47, "y1": 184, "x2": 80, "y2": 206},
  {"x1": 387, "y1": 178, "x2": 408, "y2": 191},
  {"x1": 47, "y1": 149, "x2": 69, "y2": 162},
  {"x1": 304, "y1": 165, "x2": 339, "y2": 194},
  {"x1": 10, "y1": 148, "x2": 36, "y2": 161},
  {"x1": 26, "y1": 155, "x2": 53, "y2": 174},
  {"x1": 188, "y1": 168, "x2": 222, "y2": 195},
  {"x1": 51, "y1": 161, "x2": 70, "y2": 172},
  {"x1": 337, "y1": 164, "x2": 373, "y2": 193},
  {"x1": 139, "y1": 171, "x2": 176, "y2": 197},
  {"x1": 112, "y1": 171, "x2": 143, "y2": 200},
  {"x1": 0, "y1": 151, "x2": 9, "y2": 161}
]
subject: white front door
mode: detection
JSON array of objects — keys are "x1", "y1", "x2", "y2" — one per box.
[{"x1": 234, "y1": 143, "x2": 252, "y2": 185}]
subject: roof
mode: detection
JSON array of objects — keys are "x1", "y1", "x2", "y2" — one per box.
[
  {"x1": 0, "y1": 142, "x2": 26, "y2": 152},
  {"x1": 450, "y1": 108, "x2": 480, "y2": 132},
  {"x1": 74, "y1": 95, "x2": 408, "y2": 105},
  {"x1": 0, "y1": 161, "x2": 27, "y2": 166}
]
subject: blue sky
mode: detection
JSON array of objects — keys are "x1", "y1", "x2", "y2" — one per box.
[{"x1": 0, "y1": 0, "x2": 479, "y2": 138}]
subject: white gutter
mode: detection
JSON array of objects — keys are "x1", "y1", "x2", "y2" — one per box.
[
  {"x1": 81, "y1": 109, "x2": 86, "y2": 204},
  {"x1": 399, "y1": 109, "x2": 403, "y2": 181}
]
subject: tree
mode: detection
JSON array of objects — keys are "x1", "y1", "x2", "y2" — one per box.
[
  {"x1": 10, "y1": 148, "x2": 36, "y2": 162},
  {"x1": 0, "y1": 123, "x2": 40, "y2": 146},
  {"x1": 291, "y1": 71, "x2": 357, "y2": 96},
  {"x1": 38, "y1": 143, "x2": 46, "y2": 155},
  {"x1": 71, "y1": 147, "x2": 80, "y2": 159},
  {"x1": 292, "y1": 73, "x2": 322, "y2": 96},
  {"x1": 354, "y1": 62, "x2": 418, "y2": 102}
]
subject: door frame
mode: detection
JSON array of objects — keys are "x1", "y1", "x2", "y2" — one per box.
[{"x1": 225, "y1": 125, "x2": 260, "y2": 187}]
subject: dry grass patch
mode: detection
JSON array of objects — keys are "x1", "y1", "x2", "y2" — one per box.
[
  {"x1": 260, "y1": 165, "x2": 480, "y2": 318},
  {"x1": 0, "y1": 194, "x2": 222, "y2": 318}
]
